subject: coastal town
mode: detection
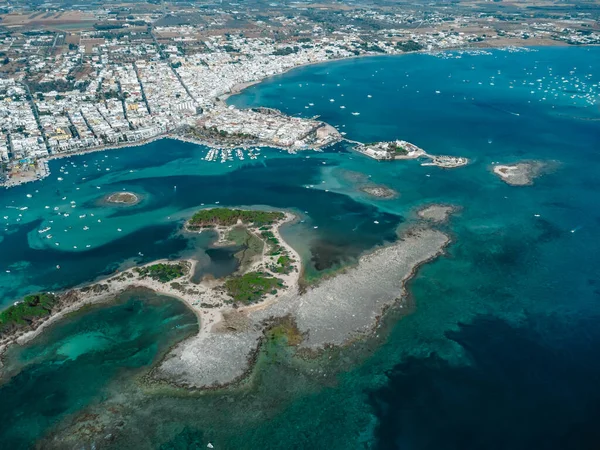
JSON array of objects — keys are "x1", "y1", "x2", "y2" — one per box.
[{"x1": 1, "y1": 0, "x2": 598, "y2": 185}]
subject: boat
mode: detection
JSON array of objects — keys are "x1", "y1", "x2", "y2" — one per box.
[{"x1": 38, "y1": 227, "x2": 51, "y2": 234}]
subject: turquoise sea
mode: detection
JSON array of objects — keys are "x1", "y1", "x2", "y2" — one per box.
[{"x1": 1, "y1": 46, "x2": 599, "y2": 449}]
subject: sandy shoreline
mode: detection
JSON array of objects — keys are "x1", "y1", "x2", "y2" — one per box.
[
  {"x1": 0, "y1": 211, "x2": 301, "y2": 366},
  {"x1": 1, "y1": 205, "x2": 454, "y2": 390}
]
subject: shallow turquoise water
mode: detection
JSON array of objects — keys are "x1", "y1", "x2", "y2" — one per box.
[
  {"x1": 0, "y1": 290, "x2": 197, "y2": 449},
  {"x1": 1, "y1": 46, "x2": 600, "y2": 449}
]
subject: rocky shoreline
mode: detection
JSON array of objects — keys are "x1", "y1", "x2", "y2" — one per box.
[
  {"x1": 152, "y1": 220, "x2": 451, "y2": 389},
  {"x1": 491, "y1": 160, "x2": 555, "y2": 186},
  {"x1": 0, "y1": 210, "x2": 300, "y2": 369},
  {"x1": 1, "y1": 205, "x2": 454, "y2": 393}
]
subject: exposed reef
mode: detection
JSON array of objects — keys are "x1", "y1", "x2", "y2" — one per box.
[
  {"x1": 417, "y1": 204, "x2": 457, "y2": 223},
  {"x1": 359, "y1": 184, "x2": 399, "y2": 199},
  {"x1": 105, "y1": 191, "x2": 140, "y2": 205},
  {"x1": 492, "y1": 161, "x2": 554, "y2": 186},
  {"x1": 153, "y1": 225, "x2": 451, "y2": 389}
]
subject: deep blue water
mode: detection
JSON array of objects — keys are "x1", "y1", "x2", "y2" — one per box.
[
  {"x1": 1, "y1": 46, "x2": 599, "y2": 449},
  {"x1": 370, "y1": 314, "x2": 600, "y2": 450}
]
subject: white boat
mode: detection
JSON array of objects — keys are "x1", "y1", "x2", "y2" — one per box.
[
  {"x1": 38, "y1": 227, "x2": 51, "y2": 234},
  {"x1": 351, "y1": 112, "x2": 360, "y2": 116}
]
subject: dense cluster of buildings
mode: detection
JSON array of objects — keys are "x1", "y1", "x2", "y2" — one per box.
[
  {"x1": 0, "y1": 32, "x2": 364, "y2": 170},
  {"x1": 0, "y1": 0, "x2": 597, "y2": 183}
]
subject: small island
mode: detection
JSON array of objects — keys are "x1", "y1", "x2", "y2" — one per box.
[
  {"x1": 492, "y1": 161, "x2": 548, "y2": 186},
  {"x1": 105, "y1": 191, "x2": 140, "y2": 205},
  {"x1": 359, "y1": 184, "x2": 399, "y2": 199},
  {"x1": 354, "y1": 140, "x2": 469, "y2": 168}
]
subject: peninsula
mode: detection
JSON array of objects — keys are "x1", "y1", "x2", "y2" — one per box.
[{"x1": 0, "y1": 205, "x2": 454, "y2": 390}]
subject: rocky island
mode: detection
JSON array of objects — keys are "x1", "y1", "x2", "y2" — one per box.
[
  {"x1": 492, "y1": 161, "x2": 550, "y2": 186},
  {"x1": 1, "y1": 205, "x2": 455, "y2": 391},
  {"x1": 359, "y1": 184, "x2": 399, "y2": 199},
  {"x1": 417, "y1": 204, "x2": 457, "y2": 223},
  {"x1": 105, "y1": 191, "x2": 140, "y2": 205}
]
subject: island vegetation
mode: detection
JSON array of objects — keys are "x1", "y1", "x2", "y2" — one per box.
[
  {"x1": 134, "y1": 263, "x2": 187, "y2": 283},
  {"x1": 0, "y1": 293, "x2": 58, "y2": 332},
  {"x1": 188, "y1": 208, "x2": 284, "y2": 229},
  {"x1": 224, "y1": 271, "x2": 284, "y2": 304}
]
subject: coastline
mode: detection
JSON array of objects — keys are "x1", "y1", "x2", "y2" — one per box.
[
  {"x1": 1, "y1": 45, "x2": 546, "y2": 190},
  {"x1": 0, "y1": 210, "x2": 301, "y2": 366},
  {"x1": 151, "y1": 213, "x2": 453, "y2": 390},
  {"x1": 1, "y1": 204, "x2": 454, "y2": 391}
]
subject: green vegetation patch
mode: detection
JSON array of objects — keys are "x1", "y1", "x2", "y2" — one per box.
[
  {"x1": 188, "y1": 208, "x2": 284, "y2": 229},
  {"x1": 261, "y1": 230, "x2": 284, "y2": 255},
  {"x1": 268, "y1": 318, "x2": 304, "y2": 346},
  {"x1": 225, "y1": 271, "x2": 283, "y2": 305},
  {"x1": 396, "y1": 40, "x2": 423, "y2": 52},
  {"x1": 135, "y1": 263, "x2": 187, "y2": 283},
  {"x1": 0, "y1": 293, "x2": 58, "y2": 332},
  {"x1": 272, "y1": 254, "x2": 294, "y2": 274},
  {"x1": 390, "y1": 143, "x2": 408, "y2": 154}
]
